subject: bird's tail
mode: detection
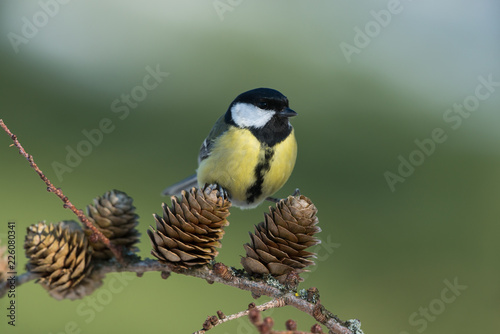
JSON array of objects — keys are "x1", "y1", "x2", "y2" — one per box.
[{"x1": 161, "y1": 174, "x2": 198, "y2": 197}]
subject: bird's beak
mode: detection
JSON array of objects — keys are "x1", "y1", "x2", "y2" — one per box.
[{"x1": 280, "y1": 107, "x2": 297, "y2": 117}]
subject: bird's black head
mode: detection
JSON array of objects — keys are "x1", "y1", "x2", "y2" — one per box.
[
  {"x1": 225, "y1": 88, "x2": 297, "y2": 127},
  {"x1": 225, "y1": 88, "x2": 297, "y2": 146},
  {"x1": 234, "y1": 88, "x2": 290, "y2": 111}
]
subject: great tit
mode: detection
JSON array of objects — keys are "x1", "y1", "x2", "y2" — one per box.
[{"x1": 162, "y1": 88, "x2": 297, "y2": 209}]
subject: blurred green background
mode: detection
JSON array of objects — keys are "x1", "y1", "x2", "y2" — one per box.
[{"x1": 1, "y1": 1, "x2": 499, "y2": 333}]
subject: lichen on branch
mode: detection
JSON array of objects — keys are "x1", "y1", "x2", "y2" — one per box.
[{"x1": 0, "y1": 119, "x2": 362, "y2": 334}]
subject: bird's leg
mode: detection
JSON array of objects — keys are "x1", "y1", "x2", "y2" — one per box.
[
  {"x1": 265, "y1": 196, "x2": 280, "y2": 203},
  {"x1": 266, "y1": 188, "x2": 301, "y2": 204}
]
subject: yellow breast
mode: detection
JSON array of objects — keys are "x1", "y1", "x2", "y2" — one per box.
[{"x1": 197, "y1": 127, "x2": 297, "y2": 208}]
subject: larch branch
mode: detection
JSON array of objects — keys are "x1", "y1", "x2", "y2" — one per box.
[{"x1": 0, "y1": 119, "x2": 122, "y2": 261}]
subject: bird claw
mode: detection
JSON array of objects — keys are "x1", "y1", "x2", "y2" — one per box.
[
  {"x1": 266, "y1": 188, "x2": 301, "y2": 204},
  {"x1": 206, "y1": 183, "x2": 229, "y2": 201}
]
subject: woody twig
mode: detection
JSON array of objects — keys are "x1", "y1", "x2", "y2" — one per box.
[{"x1": 0, "y1": 119, "x2": 122, "y2": 261}]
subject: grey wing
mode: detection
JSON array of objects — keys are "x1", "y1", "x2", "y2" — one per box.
[
  {"x1": 162, "y1": 174, "x2": 198, "y2": 196},
  {"x1": 163, "y1": 115, "x2": 229, "y2": 196},
  {"x1": 198, "y1": 115, "x2": 230, "y2": 164}
]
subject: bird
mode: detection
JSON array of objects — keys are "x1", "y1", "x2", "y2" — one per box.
[{"x1": 162, "y1": 87, "x2": 297, "y2": 209}]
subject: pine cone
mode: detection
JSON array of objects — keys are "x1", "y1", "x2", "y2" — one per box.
[
  {"x1": 24, "y1": 221, "x2": 103, "y2": 300},
  {"x1": 84, "y1": 190, "x2": 140, "y2": 259},
  {"x1": 148, "y1": 186, "x2": 231, "y2": 268},
  {"x1": 241, "y1": 195, "x2": 321, "y2": 283},
  {"x1": 0, "y1": 244, "x2": 7, "y2": 283}
]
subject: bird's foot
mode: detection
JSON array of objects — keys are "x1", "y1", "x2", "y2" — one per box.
[
  {"x1": 206, "y1": 183, "x2": 230, "y2": 201},
  {"x1": 265, "y1": 188, "x2": 301, "y2": 204}
]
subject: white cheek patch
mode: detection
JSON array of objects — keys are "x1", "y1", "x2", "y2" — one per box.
[{"x1": 231, "y1": 103, "x2": 275, "y2": 128}]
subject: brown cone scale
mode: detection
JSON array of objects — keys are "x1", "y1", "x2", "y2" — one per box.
[
  {"x1": 84, "y1": 190, "x2": 140, "y2": 259},
  {"x1": 148, "y1": 186, "x2": 231, "y2": 268},
  {"x1": 24, "y1": 221, "x2": 103, "y2": 300},
  {"x1": 241, "y1": 195, "x2": 321, "y2": 283}
]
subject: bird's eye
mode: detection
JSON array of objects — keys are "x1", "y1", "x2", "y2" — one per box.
[{"x1": 258, "y1": 101, "x2": 268, "y2": 109}]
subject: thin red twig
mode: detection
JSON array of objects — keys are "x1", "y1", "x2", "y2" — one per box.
[
  {"x1": 0, "y1": 118, "x2": 359, "y2": 334},
  {"x1": 0, "y1": 119, "x2": 122, "y2": 261}
]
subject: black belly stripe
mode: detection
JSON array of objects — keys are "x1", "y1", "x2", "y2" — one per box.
[{"x1": 246, "y1": 146, "x2": 275, "y2": 204}]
